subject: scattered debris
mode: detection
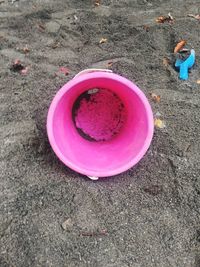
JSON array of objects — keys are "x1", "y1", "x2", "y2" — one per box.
[
  {"x1": 168, "y1": 12, "x2": 174, "y2": 21},
  {"x1": 163, "y1": 57, "x2": 170, "y2": 67},
  {"x1": 196, "y1": 80, "x2": 200, "y2": 84},
  {"x1": 74, "y1": 15, "x2": 78, "y2": 21},
  {"x1": 59, "y1": 67, "x2": 70, "y2": 76},
  {"x1": 81, "y1": 229, "x2": 107, "y2": 237},
  {"x1": 52, "y1": 41, "x2": 61, "y2": 49},
  {"x1": 88, "y1": 88, "x2": 99, "y2": 94},
  {"x1": 107, "y1": 61, "x2": 113, "y2": 67},
  {"x1": 16, "y1": 45, "x2": 30, "y2": 54},
  {"x1": 22, "y1": 45, "x2": 30, "y2": 54},
  {"x1": 174, "y1": 40, "x2": 186, "y2": 53},
  {"x1": 99, "y1": 38, "x2": 107, "y2": 44},
  {"x1": 188, "y1": 14, "x2": 200, "y2": 20},
  {"x1": 100, "y1": 229, "x2": 107, "y2": 235},
  {"x1": 155, "y1": 111, "x2": 161, "y2": 117},
  {"x1": 37, "y1": 23, "x2": 45, "y2": 31},
  {"x1": 150, "y1": 93, "x2": 161, "y2": 103},
  {"x1": 156, "y1": 13, "x2": 174, "y2": 23},
  {"x1": 20, "y1": 67, "x2": 29, "y2": 75},
  {"x1": 95, "y1": 0, "x2": 101, "y2": 6},
  {"x1": 10, "y1": 59, "x2": 28, "y2": 75},
  {"x1": 184, "y1": 143, "x2": 191, "y2": 154},
  {"x1": 154, "y1": 118, "x2": 166, "y2": 129},
  {"x1": 61, "y1": 218, "x2": 73, "y2": 230},
  {"x1": 143, "y1": 25, "x2": 150, "y2": 32}
]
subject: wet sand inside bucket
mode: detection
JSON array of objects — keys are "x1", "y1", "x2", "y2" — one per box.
[{"x1": 72, "y1": 88, "x2": 128, "y2": 142}]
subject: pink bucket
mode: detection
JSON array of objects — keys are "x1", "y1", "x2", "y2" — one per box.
[{"x1": 47, "y1": 70, "x2": 154, "y2": 178}]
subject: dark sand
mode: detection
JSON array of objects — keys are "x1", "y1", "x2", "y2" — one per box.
[{"x1": 0, "y1": 0, "x2": 200, "y2": 266}]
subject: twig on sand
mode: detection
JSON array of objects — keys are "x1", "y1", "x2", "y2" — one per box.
[{"x1": 80, "y1": 229, "x2": 108, "y2": 237}]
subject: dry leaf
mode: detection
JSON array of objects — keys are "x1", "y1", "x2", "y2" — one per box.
[
  {"x1": 163, "y1": 57, "x2": 170, "y2": 67},
  {"x1": 59, "y1": 67, "x2": 70, "y2": 75},
  {"x1": 156, "y1": 13, "x2": 174, "y2": 24},
  {"x1": 95, "y1": 0, "x2": 100, "y2": 6},
  {"x1": 154, "y1": 118, "x2": 166, "y2": 129},
  {"x1": 150, "y1": 93, "x2": 161, "y2": 103},
  {"x1": 156, "y1": 16, "x2": 166, "y2": 23},
  {"x1": 107, "y1": 61, "x2": 113, "y2": 67},
  {"x1": 14, "y1": 59, "x2": 21, "y2": 65},
  {"x1": 196, "y1": 80, "x2": 200, "y2": 84},
  {"x1": 188, "y1": 14, "x2": 200, "y2": 20},
  {"x1": 10, "y1": 59, "x2": 25, "y2": 73},
  {"x1": 174, "y1": 40, "x2": 186, "y2": 53},
  {"x1": 99, "y1": 38, "x2": 107, "y2": 44},
  {"x1": 23, "y1": 45, "x2": 30, "y2": 54}
]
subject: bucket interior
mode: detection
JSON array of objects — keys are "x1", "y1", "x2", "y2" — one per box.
[
  {"x1": 72, "y1": 88, "x2": 127, "y2": 142},
  {"x1": 51, "y1": 76, "x2": 151, "y2": 175}
]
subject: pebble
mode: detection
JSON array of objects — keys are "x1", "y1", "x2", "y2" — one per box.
[{"x1": 61, "y1": 218, "x2": 73, "y2": 230}]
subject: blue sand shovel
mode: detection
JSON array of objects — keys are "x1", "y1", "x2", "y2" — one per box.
[{"x1": 175, "y1": 49, "x2": 195, "y2": 80}]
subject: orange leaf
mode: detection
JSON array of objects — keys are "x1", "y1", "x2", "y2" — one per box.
[
  {"x1": 156, "y1": 16, "x2": 166, "y2": 23},
  {"x1": 156, "y1": 13, "x2": 174, "y2": 24},
  {"x1": 174, "y1": 40, "x2": 186, "y2": 53}
]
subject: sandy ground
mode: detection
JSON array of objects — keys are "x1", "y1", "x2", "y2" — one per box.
[{"x1": 0, "y1": 0, "x2": 200, "y2": 266}]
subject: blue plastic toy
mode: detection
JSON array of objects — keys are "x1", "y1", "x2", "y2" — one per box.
[{"x1": 175, "y1": 49, "x2": 195, "y2": 80}]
